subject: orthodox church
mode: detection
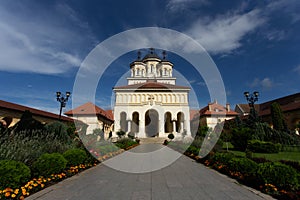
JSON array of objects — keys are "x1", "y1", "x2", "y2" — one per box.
[{"x1": 113, "y1": 49, "x2": 191, "y2": 139}]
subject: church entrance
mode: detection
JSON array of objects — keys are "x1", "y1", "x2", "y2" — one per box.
[{"x1": 145, "y1": 109, "x2": 159, "y2": 137}]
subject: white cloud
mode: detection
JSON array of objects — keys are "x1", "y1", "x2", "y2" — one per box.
[
  {"x1": 0, "y1": 3, "x2": 95, "y2": 74},
  {"x1": 261, "y1": 78, "x2": 273, "y2": 89},
  {"x1": 185, "y1": 9, "x2": 265, "y2": 54},
  {"x1": 250, "y1": 77, "x2": 273, "y2": 90},
  {"x1": 166, "y1": 0, "x2": 209, "y2": 12},
  {"x1": 293, "y1": 65, "x2": 300, "y2": 75}
]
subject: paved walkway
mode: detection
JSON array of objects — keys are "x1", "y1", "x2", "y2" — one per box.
[{"x1": 26, "y1": 144, "x2": 273, "y2": 200}]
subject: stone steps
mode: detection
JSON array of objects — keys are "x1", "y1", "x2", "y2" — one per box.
[{"x1": 138, "y1": 137, "x2": 167, "y2": 144}]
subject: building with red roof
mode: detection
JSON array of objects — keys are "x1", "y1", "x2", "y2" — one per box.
[
  {"x1": 235, "y1": 92, "x2": 300, "y2": 130},
  {"x1": 0, "y1": 99, "x2": 75, "y2": 127},
  {"x1": 191, "y1": 100, "x2": 238, "y2": 131},
  {"x1": 65, "y1": 102, "x2": 114, "y2": 137}
]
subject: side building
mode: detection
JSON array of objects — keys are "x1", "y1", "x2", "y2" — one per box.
[
  {"x1": 0, "y1": 99, "x2": 74, "y2": 127},
  {"x1": 235, "y1": 92, "x2": 300, "y2": 130},
  {"x1": 65, "y1": 102, "x2": 114, "y2": 137},
  {"x1": 191, "y1": 101, "x2": 238, "y2": 131}
]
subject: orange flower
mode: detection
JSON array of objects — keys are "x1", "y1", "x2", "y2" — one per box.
[
  {"x1": 11, "y1": 193, "x2": 16, "y2": 198},
  {"x1": 5, "y1": 192, "x2": 11, "y2": 197},
  {"x1": 4, "y1": 188, "x2": 13, "y2": 192},
  {"x1": 20, "y1": 196, "x2": 25, "y2": 200}
]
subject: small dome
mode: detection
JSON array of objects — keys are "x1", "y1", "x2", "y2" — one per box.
[{"x1": 142, "y1": 52, "x2": 161, "y2": 60}]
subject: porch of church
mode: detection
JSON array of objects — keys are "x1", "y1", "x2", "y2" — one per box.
[{"x1": 114, "y1": 109, "x2": 191, "y2": 139}]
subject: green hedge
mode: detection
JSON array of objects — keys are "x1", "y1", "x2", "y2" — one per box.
[
  {"x1": 211, "y1": 152, "x2": 235, "y2": 166},
  {"x1": 257, "y1": 162, "x2": 299, "y2": 190},
  {"x1": 0, "y1": 160, "x2": 31, "y2": 189},
  {"x1": 185, "y1": 146, "x2": 199, "y2": 155},
  {"x1": 228, "y1": 157, "x2": 258, "y2": 176},
  {"x1": 115, "y1": 138, "x2": 137, "y2": 149},
  {"x1": 32, "y1": 153, "x2": 67, "y2": 176},
  {"x1": 247, "y1": 140, "x2": 281, "y2": 153},
  {"x1": 63, "y1": 149, "x2": 87, "y2": 167}
]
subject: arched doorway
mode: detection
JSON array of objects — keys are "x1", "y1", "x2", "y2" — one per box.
[
  {"x1": 132, "y1": 112, "x2": 139, "y2": 133},
  {"x1": 176, "y1": 112, "x2": 184, "y2": 133},
  {"x1": 145, "y1": 109, "x2": 159, "y2": 137},
  {"x1": 120, "y1": 112, "x2": 127, "y2": 132},
  {"x1": 164, "y1": 112, "x2": 173, "y2": 133}
]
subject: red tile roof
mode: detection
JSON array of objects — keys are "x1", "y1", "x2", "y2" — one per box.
[
  {"x1": 259, "y1": 101, "x2": 300, "y2": 116},
  {"x1": 64, "y1": 102, "x2": 113, "y2": 121},
  {"x1": 200, "y1": 102, "x2": 238, "y2": 116},
  {"x1": 114, "y1": 81, "x2": 190, "y2": 90},
  {"x1": 0, "y1": 99, "x2": 73, "y2": 122},
  {"x1": 235, "y1": 104, "x2": 260, "y2": 114},
  {"x1": 236, "y1": 93, "x2": 300, "y2": 116},
  {"x1": 106, "y1": 110, "x2": 114, "y2": 120}
]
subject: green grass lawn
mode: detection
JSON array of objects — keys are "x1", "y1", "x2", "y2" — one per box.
[{"x1": 229, "y1": 150, "x2": 300, "y2": 162}]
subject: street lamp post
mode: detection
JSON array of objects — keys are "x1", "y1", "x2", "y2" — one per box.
[
  {"x1": 56, "y1": 91, "x2": 71, "y2": 120},
  {"x1": 244, "y1": 91, "x2": 259, "y2": 121}
]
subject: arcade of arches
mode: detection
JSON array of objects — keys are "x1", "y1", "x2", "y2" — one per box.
[{"x1": 119, "y1": 110, "x2": 186, "y2": 137}]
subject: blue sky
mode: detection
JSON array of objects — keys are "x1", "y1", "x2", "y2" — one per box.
[{"x1": 0, "y1": 0, "x2": 300, "y2": 115}]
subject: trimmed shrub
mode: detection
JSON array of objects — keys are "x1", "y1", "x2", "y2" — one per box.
[
  {"x1": 63, "y1": 149, "x2": 87, "y2": 167},
  {"x1": 247, "y1": 140, "x2": 281, "y2": 153},
  {"x1": 185, "y1": 146, "x2": 199, "y2": 156},
  {"x1": 228, "y1": 157, "x2": 258, "y2": 176},
  {"x1": 115, "y1": 138, "x2": 137, "y2": 149},
  {"x1": 0, "y1": 160, "x2": 31, "y2": 189},
  {"x1": 257, "y1": 162, "x2": 299, "y2": 190},
  {"x1": 127, "y1": 132, "x2": 135, "y2": 139},
  {"x1": 116, "y1": 130, "x2": 126, "y2": 138},
  {"x1": 210, "y1": 152, "x2": 235, "y2": 166},
  {"x1": 32, "y1": 153, "x2": 67, "y2": 176},
  {"x1": 168, "y1": 133, "x2": 174, "y2": 140},
  {"x1": 279, "y1": 160, "x2": 300, "y2": 173},
  {"x1": 95, "y1": 144, "x2": 119, "y2": 155}
]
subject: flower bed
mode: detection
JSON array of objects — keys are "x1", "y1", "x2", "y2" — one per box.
[
  {"x1": 165, "y1": 140, "x2": 300, "y2": 200},
  {"x1": 0, "y1": 163, "x2": 96, "y2": 199},
  {"x1": 0, "y1": 143, "x2": 138, "y2": 199},
  {"x1": 196, "y1": 152, "x2": 300, "y2": 200}
]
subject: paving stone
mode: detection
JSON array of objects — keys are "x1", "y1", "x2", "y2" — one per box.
[{"x1": 26, "y1": 144, "x2": 274, "y2": 200}]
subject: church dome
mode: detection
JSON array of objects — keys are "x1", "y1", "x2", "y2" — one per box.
[
  {"x1": 142, "y1": 52, "x2": 161, "y2": 60},
  {"x1": 142, "y1": 48, "x2": 161, "y2": 61}
]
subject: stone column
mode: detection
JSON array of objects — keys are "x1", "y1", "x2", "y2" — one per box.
[
  {"x1": 157, "y1": 120, "x2": 160, "y2": 137},
  {"x1": 180, "y1": 122, "x2": 184, "y2": 133},
  {"x1": 184, "y1": 120, "x2": 192, "y2": 137},
  {"x1": 127, "y1": 120, "x2": 131, "y2": 133},
  {"x1": 172, "y1": 120, "x2": 176, "y2": 133},
  {"x1": 160, "y1": 119, "x2": 165, "y2": 137},
  {"x1": 139, "y1": 119, "x2": 146, "y2": 138}
]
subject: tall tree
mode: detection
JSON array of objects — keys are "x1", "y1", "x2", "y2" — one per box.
[{"x1": 270, "y1": 102, "x2": 287, "y2": 131}]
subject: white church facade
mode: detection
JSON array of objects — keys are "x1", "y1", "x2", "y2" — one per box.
[{"x1": 113, "y1": 49, "x2": 191, "y2": 139}]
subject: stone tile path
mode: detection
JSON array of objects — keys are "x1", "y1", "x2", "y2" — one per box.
[{"x1": 26, "y1": 144, "x2": 274, "y2": 200}]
